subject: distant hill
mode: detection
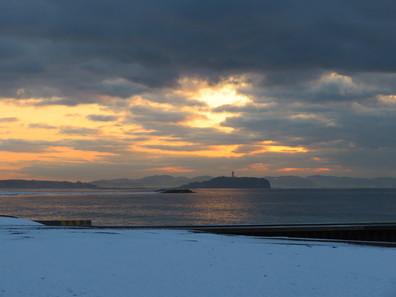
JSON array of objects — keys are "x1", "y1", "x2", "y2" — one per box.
[
  {"x1": 90, "y1": 175, "x2": 213, "y2": 188},
  {"x1": 88, "y1": 178, "x2": 144, "y2": 189},
  {"x1": 3, "y1": 175, "x2": 395, "y2": 189},
  {"x1": 0, "y1": 180, "x2": 97, "y2": 189},
  {"x1": 265, "y1": 175, "x2": 396, "y2": 188},
  {"x1": 181, "y1": 176, "x2": 271, "y2": 189},
  {"x1": 265, "y1": 176, "x2": 318, "y2": 188}
]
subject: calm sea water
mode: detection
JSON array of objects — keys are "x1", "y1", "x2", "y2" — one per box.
[{"x1": 0, "y1": 188, "x2": 395, "y2": 226}]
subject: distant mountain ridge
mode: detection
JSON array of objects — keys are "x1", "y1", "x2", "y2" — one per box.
[
  {"x1": 0, "y1": 180, "x2": 97, "y2": 189},
  {"x1": 266, "y1": 175, "x2": 396, "y2": 188},
  {"x1": 1, "y1": 175, "x2": 396, "y2": 189},
  {"x1": 92, "y1": 175, "x2": 396, "y2": 189},
  {"x1": 182, "y1": 176, "x2": 271, "y2": 188},
  {"x1": 90, "y1": 175, "x2": 212, "y2": 188}
]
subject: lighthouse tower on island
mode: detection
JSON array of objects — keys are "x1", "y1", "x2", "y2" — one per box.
[{"x1": 232, "y1": 171, "x2": 235, "y2": 178}]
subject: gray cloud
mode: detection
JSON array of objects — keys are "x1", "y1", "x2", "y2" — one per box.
[
  {"x1": 2, "y1": 0, "x2": 396, "y2": 178},
  {"x1": 232, "y1": 144, "x2": 264, "y2": 154},
  {"x1": 0, "y1": 139, "x2": 54, "y2": 152},
  {"x1": 221, "y1": 99, "x2": 396, "y2": 152},
  {"x1": 58, "y1": 127, "x2": 99, "y2": 135},
  {"x1": 0, "y1": 117, "x2": 18, "y2": 123},
  {"x1": 129, "y1": 120, "x2": 257, "y2": 146},
  {"x1": 331, "y1": 148, "x2": 396, "y2": 172},
  {"x1": 19, "y1": 162, "x2": 150, "y2": 181},
  {"x1": 236, "y1": 71, "x2": 388, "y2": 106},
  {"x1": 0, "y1": 136, "x2": 133, "y2": 156},
  {"x1": 1, "y1": 0, "x2": 396, "y2": 100},
  {"x1": 29, "y1": 123, "x2": 57, "y2": 129},
  {"x1": 142, "y1": 144, "x2": 207, "y2": 152},
  {"x1": 33, "y1": 98, "x2": 85, "y2": 107},
  {"x1": 142, "y1": 91, "x2": 205, "y2": 107},
  {"x1": 62, "y1": 139, "x2": 130, "y2": 154},
  {"x1": 87, "y1": 114, "x2": 119, "y2": 122},
  {"x1": 130, "y1": 105, "x2": 191, "y2": 124}
]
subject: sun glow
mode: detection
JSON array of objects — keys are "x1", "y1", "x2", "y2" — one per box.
[
  {"x1": 176, "y1": 76, "x2": 251, "y2": 107},
  {"x1": 194, "y1": 84, "x2": 250, "y2": 108},
  {"x1": 172, "y1": 76, "x2": 252, "y2": 130}
]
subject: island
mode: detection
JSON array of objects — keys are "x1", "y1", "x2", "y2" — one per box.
[{"x1": 181, "y1": 176, "x2": 271, "y2": 188}]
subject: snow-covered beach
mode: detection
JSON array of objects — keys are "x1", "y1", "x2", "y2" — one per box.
[{"x1": 1, "y1": 217, "x2": 395, "y2": 297}]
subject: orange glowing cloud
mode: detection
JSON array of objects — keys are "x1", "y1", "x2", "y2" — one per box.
[
  {"x1": 133, "y1": 144, "x2": 243, "y2": 158},
  {"x1": 0, "y1": 100, "x2": 129, "y2": 141},
  {"x1": 0, "y1": 148, "x2": 115, "y2": 164},
  {"x1": 258, "y1": 145, "x2": 308, "y2": 154},
  {"x1": 0, "y1": 171, "x2": 30, "y2": 180},
  {"x1": 377, "y1": 95, "x2": 396, "y2": 105},
  {"x1": 150, "y1": 167, "x2": 196, "y2": 173},
  {"x1": 235, "y1": 141, "x2": 309, "y2": 155},
  {"x1": 238, "y1": 163, "x2": 269, "y2": 171},
  {"x1": 277, "y1": 167, "x2": 332, "y2": 172}
]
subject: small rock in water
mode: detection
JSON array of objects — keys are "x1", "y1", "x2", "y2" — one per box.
[{"x1": 159, "y1": 188, "x2": 194, "y2": 193}]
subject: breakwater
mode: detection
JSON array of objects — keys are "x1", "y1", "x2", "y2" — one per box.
[{"x1": 37, "y1": 220, "x2": 396, "y2": 244}]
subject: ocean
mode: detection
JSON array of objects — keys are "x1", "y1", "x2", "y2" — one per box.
[{"x1": 0, "y1": 188, "x2": 395, "y2": 226}]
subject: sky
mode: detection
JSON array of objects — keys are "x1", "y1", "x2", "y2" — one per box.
[{"x1": 1, "y1": 0, "x2": 396, "y2": 181}]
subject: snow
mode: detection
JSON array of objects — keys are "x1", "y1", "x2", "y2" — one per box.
[
  {"x1": 0, "y1": 216, "x2": 43, "y2": 226},
  {"x1": 0, "y1": 190, "x2": 156, "y2": 195},
  {"x1": 1, "y1": 217, "x2": 396, "y2": 297}
]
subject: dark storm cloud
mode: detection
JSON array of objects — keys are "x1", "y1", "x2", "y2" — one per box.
[{"x1": 1, "y1": 0, "x2": 396, "y2": 100}]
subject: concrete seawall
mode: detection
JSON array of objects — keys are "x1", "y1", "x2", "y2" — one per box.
[
  {"x1": 189, "y1": 223, "x2": 396, "y2": 243},
  {"x1": 37, "y1": 220, "x2": 396, "y2": 244}
]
